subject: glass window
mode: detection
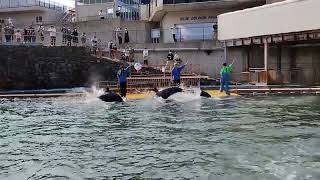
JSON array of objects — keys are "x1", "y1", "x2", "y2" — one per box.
[{"x1": 176, "y1": 23, "x2": 213, "y2": 41}]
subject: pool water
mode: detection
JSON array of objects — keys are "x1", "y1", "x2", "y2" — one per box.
[{"x1": 0, "y1": 93, "x2": 319, "y2": 179}]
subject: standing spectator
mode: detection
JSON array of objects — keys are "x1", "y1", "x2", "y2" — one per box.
[
  {"x1": 4, "y1": 25, "x2": 11, "y2": 43},
  {"x1": 171, "y1": 25, "x2": 177, "y2": 43},
  {"x1": 96, "y1": 39, "x2": 103, "y2": 58},
  {"x1": 115, "y1": 27, "x2": 122, "y2": 45},
  {"x1": 30, "y1": 26, "x2": 36, "y2": 43},
  {"x1": 129, "y1": 47, "x2": 135, "y2": 62},
  {"x1": 72, "y1": 28, "x2": 79, "y2": 46},
  {"x1": 91, "y1": 35, "x2": 98, "y2": 53},
  {"x1": 38, "y1": 25, "x2": 45, "y2": 42},
  {"x1": 67, "y1": 28, "x2": 72, "y2": 47},
  {"x1": 124, "y1": 47, "x2": 130, "y2": 62},
  {"x1": 143, "y1": 48, "x2": 149, "y2": 65},
  {"x1": 23, "y1": 27, "x2": 28, "y2": 43},
  {"x1": 166, "y1": 50, "x2": 174, "y2": 66},
  {"x1": 213, "y1": 23, "x2": 218, "y2": 40},
  {"x1": 81, "y1": 32, "x2": 87, "y2": 45},
  {"x1": 0, "y1": 24, "x2": 3, "y2": 43},
  {"x1": 173, "y1": 52, "x2": 181, "y2": 64},
  {"x1": 98, "y1": 10, "x2": 104, "y2": 20},
  {"x1": 48, "y1": 25, "x2": 56, "y2": 46},
  {"x1": 9, "y1": 26, "x2": 14, "y2": 42},
  {"x1": 108, "y1": 40, "x2": 114, "y2": 58},
  {"x1": 61, "y1": 25, "x2": 67, "y2": 45},
  {"x1": 112, "y1": 43, "x2": 117, "y2": 59},
  {"x1": 124, "y1": 28, "x2": 130, "y2": 43},
  {"x1": 15, "y1": 29, "x2": 22, "y2": 43}
]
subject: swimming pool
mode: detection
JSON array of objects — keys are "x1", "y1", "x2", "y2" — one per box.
[{"x1": 0, "y1": 94, "x2": 319, "y2": 179}]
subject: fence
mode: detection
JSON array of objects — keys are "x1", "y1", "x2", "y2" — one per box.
[{"x1": 0, "y1": 0, "x2": 70, "y2": 12}]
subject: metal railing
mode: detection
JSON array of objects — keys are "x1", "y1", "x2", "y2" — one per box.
[
  {"x1": 0, "y1": 0, "x2": 71, "y2": 12},
  {"x1": 152, "y1": 27, "x2": 217, "y2": 43}
]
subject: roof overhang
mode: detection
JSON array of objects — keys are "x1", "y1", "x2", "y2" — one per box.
[
  {"x1": 149, "y1": 0, "x2": 265, "y2": 22},
  {"x1": 218, "y1": 0, "x2": 320, "y2": 41}
]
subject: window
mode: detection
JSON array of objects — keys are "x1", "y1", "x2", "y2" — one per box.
[{"x1": 36, "y1": 16, "x2": 43, "y2": 23}]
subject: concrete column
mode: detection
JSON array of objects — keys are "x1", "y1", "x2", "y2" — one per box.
[
  {"x1": 224, "y1": 41, "x2": 227, "y2": 63},
  {"x1": 75, "y1": 0, "x2": 79, "y2": 22},
  {"x1": 264, "y1": 40, "x2": 268, "y2": 71}
]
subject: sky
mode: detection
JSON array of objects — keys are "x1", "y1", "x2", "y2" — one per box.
[{"x1": 52, "y1": 0, "x2": 75, "y2": 7}]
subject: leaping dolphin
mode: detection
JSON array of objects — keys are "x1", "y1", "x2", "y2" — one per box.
[
  {"x1": 98, "y1": 88, "x2": 124, "y2": 102},
  {"x1": 153, "y1": 87, "x2": 183, "y2": 99}
]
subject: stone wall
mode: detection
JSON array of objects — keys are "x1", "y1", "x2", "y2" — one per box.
[{"x1": 0, "y1": 46, "x2": 120, "y2": 90}]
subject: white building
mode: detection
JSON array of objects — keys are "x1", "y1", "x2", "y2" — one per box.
[{"x1": 0, "y1": 0, "x2": 70, "y2": 27}]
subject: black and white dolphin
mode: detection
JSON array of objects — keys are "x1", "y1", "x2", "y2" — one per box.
[
  {"x1": 153, "y1": 87, "x2": 183, "y2": 99},
  {"x1": 98, "y1": 88, "x2": 124, "y2": 102}
]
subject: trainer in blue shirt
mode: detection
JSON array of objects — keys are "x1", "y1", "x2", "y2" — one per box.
[
  {"x1": 117, "y1": 64, "x2": 131, "y2": 97},
  {"x1": 171, "y1": 62, "x2": 187, "y2": 86}
]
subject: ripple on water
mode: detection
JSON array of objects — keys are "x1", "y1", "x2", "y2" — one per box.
[{"x1": 0, "y1": 95, "x2": 320, "y2": 179}]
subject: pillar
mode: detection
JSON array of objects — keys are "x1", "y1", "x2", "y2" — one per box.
[{"x1": 264, "y1": 40, "x2": 268, "y2": 71}]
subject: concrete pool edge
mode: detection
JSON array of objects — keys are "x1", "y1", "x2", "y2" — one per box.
[{"x1": 0, "y1": 87, "x2": 320, "y2": 98}]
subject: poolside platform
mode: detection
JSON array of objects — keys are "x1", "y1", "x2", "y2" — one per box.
[{"x1": 0, "y1": 86, "x2": 319, "y2": 99}]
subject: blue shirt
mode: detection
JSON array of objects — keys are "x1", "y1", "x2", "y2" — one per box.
[
  {"x1": 117, "y1": 66, "x2": 130, "y2": 83},
  {"x1": 171, "y1": 65, "x2": 186, "y2": 81}
]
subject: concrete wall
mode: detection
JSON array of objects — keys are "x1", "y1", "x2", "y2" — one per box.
[
  {"x1": 0, "y1": 46, "x2": 120, "y2": 90},
  {"x1": 0, "y1": 9, "x2": 63, "y2": 27},
  {"x1": 218, "y1": 0, "x2": 320, "y2": 40},
  {"x1": 132, "y1": 47, "x2": 246, "y2": 81}
]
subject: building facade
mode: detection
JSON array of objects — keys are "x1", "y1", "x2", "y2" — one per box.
[
  {"x1": 0, "y1": 0, "x2": 69, "y2": 27},
  {"x1": 218, "y1": 0, "x2": 320, "y2": 85},
  {"x1": 147, "y1": 0, "x2": 266, "y2": 43},
  {"x1": 76, "y1": 0, "x2": 141, "y2": 21}
]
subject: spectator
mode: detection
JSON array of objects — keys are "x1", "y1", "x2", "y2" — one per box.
[
  {"x1": 38, "y1": 25, "x2": 45, "y2": 42},
  {"x1": 213, "y1": 23, "x2": 218, "y2": 40},
  {"x1": 48, "y1": 25, "x2": 57, "y2": 46},
  {"x1": 143, "y1": 48, "x2": 149, "y2": 65},
  {"x1": 4, "y1": 25, "x2": 11, "y2": 43},
  {"x1": 129, "y1": 47, "x2": 135, "y2": 62},
  {"x1": 124, "y1": 47, "x2": 130, "y2": 62},
  {"x1": 112, "y1": 43, "x2": 117, "y2": 59},
  {"x1": 0, "y1": 24, "x2": 2, "y2": 43},
  {"x1": 67, "y1": 28, "x2": 72, "y2": 47},
  {"x1": 108, "y1": 40, "x2": 114, "y2": 58},
  {"x1": 174, "y1": 52, "x2": 182, "y2": 64},
  {"x1": 30, "y1": 25, "x2": 36, "y2": 43},
  {"x1": 9, "y1": 26, "x2": 14, "y2": 42},
  {"x1": 72, "y1": 28, "x2": 79, "y2": 46},
  {"x1": 81, "y1": 32, "x2": 87, "y2": 45},
  {"x1": 98, "y1": 10, "x2": 104, "y2": 20},
  {"x1": 23, "y1": 27, "x2": 28, "y2": 43},
  {"x1": 91, "y1": 35, "x2": 98, "y2": 52},
  {"x1": 124, "y1": 28, "x2": 129, "y2": 43},
  {"x1": 170, "y1": 25, "x2": 177, "y2": 43},
  {"x1": 15, "y1": 29, "x2": 22, "y2": 43},
  {"x1": 61, "y1": 25, "x2": 67, "y2": 45},
  {"x1": 96, "y1": 39, "x2": 103, "y2": 58},
  {"x1": 115, "y1": 27, "x2": 122, "y2": 44},
  {"x1": 166, "y1": 50, "x2": 174, "y2": 66}
]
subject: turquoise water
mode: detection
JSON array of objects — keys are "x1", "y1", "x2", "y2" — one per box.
[{"x1": 0, "y1": 94, "x2": 320, "y2": 179}]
